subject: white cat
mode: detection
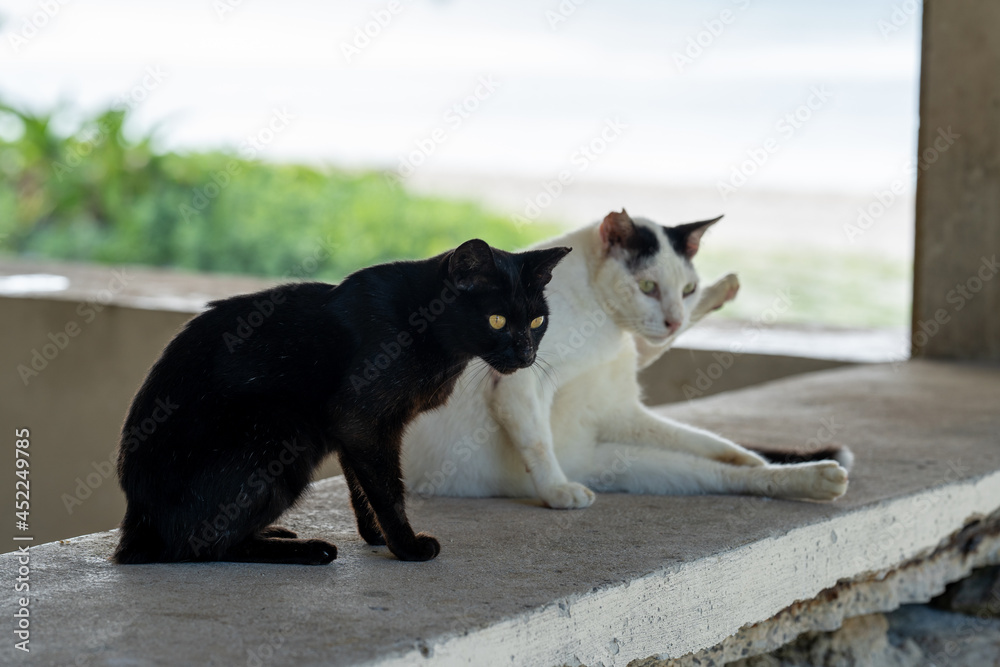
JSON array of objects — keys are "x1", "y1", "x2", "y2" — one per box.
[{"x1": 402, "y1": 210, "x2": 850, "y2": 508}]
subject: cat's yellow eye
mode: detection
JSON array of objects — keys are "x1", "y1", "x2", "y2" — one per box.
[
  {"x1": 683, "y1": 282, "x2": 697, "y2": 297},
  {"x1": 638, "y1": 279, "x2": 657, "y2": 294},
  {"x1": 530, "y1": 316, "x2": 545, "y2": 329},
  {"x1": 489, "y1": 314, "x2": 506, "y2": 330}
]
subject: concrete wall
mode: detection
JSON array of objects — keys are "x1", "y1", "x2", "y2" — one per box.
[
  {"x1": 3, "y1": 298, "x2": 187, "y2": 550},
  {"x1": 913, "y1": 0, "x2": 1000, "y2": 361},
  {"x1": 1, "y1": 294, "x2": 354, "y2": 552},
  {"x1": 640, "y1": 350, "x2": 844, "y2": 406}
]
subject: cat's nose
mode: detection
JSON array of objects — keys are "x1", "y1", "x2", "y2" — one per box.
[
  {"x1": 664, "y1": 320, "x2": 681, "y2": 334},
  {"x1": 515, "y1": 347, "x2": 535, "y2": 366}
]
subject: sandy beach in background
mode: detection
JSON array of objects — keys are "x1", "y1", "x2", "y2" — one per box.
[{"x1": 407, "y1": 171, "x2": 914, "y2": 260}]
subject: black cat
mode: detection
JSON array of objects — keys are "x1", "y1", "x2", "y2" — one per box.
[{"x1": 114, "y1": 240, "x2": 570, "y2": 564}]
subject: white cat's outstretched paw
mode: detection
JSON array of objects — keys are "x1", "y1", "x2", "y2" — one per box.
[
  {"x1": 540, "y1": 482, "x2": 596, "y2": 509},
  {"x1": 797, "y1": 461, "x2": 849, "y2": 501},
  {"x1": 714, "y1": 273, "x2": 740, "y2": 308},
  {"x1": 704, "y1": 273, "x2": 740, "y2": 309},
  {"x1": 692, "y1": 274, "x2": 740, "y2": 321}
]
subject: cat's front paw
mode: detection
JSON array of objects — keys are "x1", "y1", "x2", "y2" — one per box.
[
  {"x1": 540, "y1": 482, "x2": 596, "y2": 509},
  {"x1": 700, "y1": 273, "x2": 740, "y2": 311},
  {"x1": 391, "y1": 533, "x2": 441, "y2": 562},
  {"x1": 691, "y1": 274, "x2": 740, "y2": 321},
  {"x1": 798, "y1": 461, "x2": 849, "y2": 501},
  {"x1": 717, "y1": 273, "x2": 740, "y2": 308}
]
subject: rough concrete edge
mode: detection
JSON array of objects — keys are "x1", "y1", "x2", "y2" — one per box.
[
  {"x1": 1, "y1": 530, "x2": 120, "y2": 565},
  {"x1": 0, "y1": 258, "x2": 283, "y2": 314},
  {"x1": 1, "y1": 292, "x2": 206, "y2": 314},
  {"x1": 638, "y1": 510, "x2": 1000, "y2": 667},
  {"x1": 367, "y1": 470, "x2": 1000, "y2": 667}
]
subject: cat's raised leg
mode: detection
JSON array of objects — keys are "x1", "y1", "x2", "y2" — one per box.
[
  {"x1": 599, "y1": 405, "x2": 769, "y2": 467},
  {"x1": 339, "y1": 447, "x2": 439, "y2": 561},
  {"x1": 492, "y1": 374, "x2": 595, "y2": 509},
  {"x1": 224, "y1": 534, "x2": 337, "y2": 565},
  {"x1": 340, "y1": 462, "x2": 386, "y2": 546},
  {"x1": 690, "y1": 272, "x2": 739, "y2": 321},
  {"x1": 634, "y1": 273, "x2": 739, "y2": 370},
  {"x1": 588, "y1": 443, "x2": 848, "y2": 501}
]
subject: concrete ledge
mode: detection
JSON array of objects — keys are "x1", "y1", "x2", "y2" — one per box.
[{"x1": 2, "y1": 360, "x2": 999, "y2": 665}]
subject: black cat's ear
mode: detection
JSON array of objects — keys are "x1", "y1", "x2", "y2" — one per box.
[
  {"x1": 664, "y1": 215, "x2": 722, "y2": 259},
  {"x1": 449, "y1": 239, "x2": 498, "y2": 291},
  {"x1": 599, "y1": 209, "x2": 636, "y2": 251},
  {"x1": 522, "y1": 246, "x2": 572, "y2": 288}
]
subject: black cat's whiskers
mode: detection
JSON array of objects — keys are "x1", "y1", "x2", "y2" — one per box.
[
  {"x1": 425, "y1": 364, "x2": 468, "y2": 408},
  {"x1": 532, "y1": 354, "x2": 560, "y2": 388},
  {"x1": 467, "y1": 357, "x2": 491, "y2": 382},
  {"x1": 464, "y1": 359, "x2": 496, "y2": 397},
  {"x1": 535, "y1": 355, "x2": 559, "y2": 384},
  {"x1": 480, "y1": 361, "x2": 505, "y2": 392},
  {"x1": 454, "y1": 358, "x2": 483, "y2": 393}
]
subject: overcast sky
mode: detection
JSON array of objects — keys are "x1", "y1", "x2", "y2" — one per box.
[{"x1": 0, "y1": 0, "x2": 921, "y2": 194}]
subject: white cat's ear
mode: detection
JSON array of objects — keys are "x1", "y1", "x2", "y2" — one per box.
[
  {"x1": 449, "y1": 239, "x2": 498, "y2": 291},
  {"x1": 667, "y1": 215, "x2": 723, "y2": 259},
  {"x1": 599, "y1": 209, "x2": 636, "y2": 250}
]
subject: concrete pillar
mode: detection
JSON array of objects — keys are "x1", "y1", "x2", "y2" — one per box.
[{"x1": 913, "y1": 0, "x2": 1000, "y2": 361}]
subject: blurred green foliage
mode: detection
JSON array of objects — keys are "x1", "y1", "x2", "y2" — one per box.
[
  {"x1": 0, "y1": 102, "x2": 557, "y2": 281},
  {"x1": 697, "y1": 245, "x2": 911, "y2": 328}
]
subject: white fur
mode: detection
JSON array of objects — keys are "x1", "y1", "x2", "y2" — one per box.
[{"x1": 402, "y1": 217, "x2": 849, "y2": 507}]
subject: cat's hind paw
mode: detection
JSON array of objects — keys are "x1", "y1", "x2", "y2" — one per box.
[
  {"x1": 301, "y1": 539, "x2": 338, "y2": 565},
  {"x1": 540, "y1": 482, "x2": 596, "y2": 509},
  {"x1": 797, "y1": 461, "x2": 849, "y2": 501}
]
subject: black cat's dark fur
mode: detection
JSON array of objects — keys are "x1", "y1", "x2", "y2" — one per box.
[{"x1": 114, "y1": 240, "x2": 570, "y2": 565}]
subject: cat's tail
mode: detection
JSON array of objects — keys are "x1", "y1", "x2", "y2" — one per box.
[{"x1": 750, "y1": 445, "x2": 855, "y2": 472}]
